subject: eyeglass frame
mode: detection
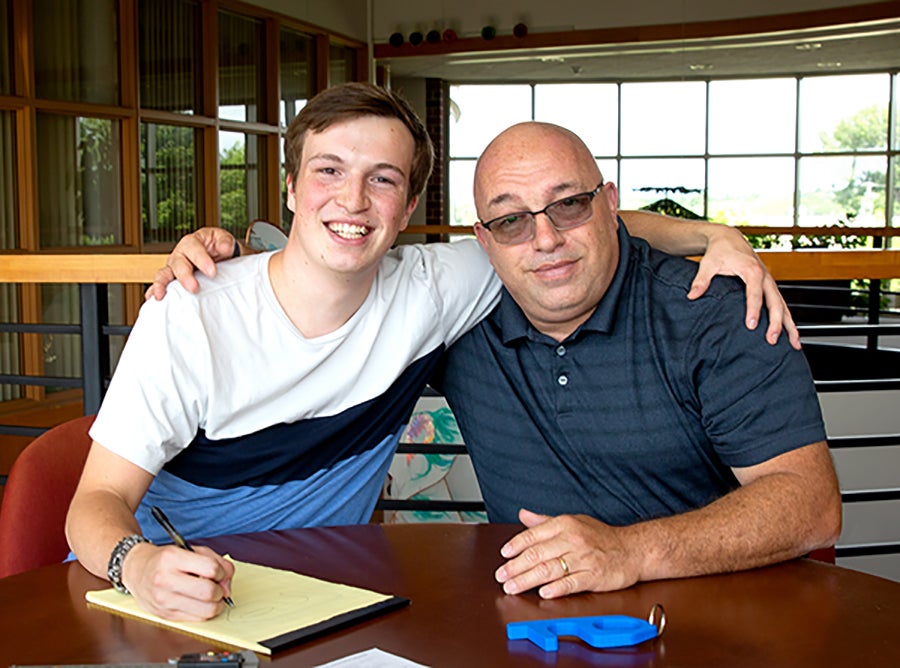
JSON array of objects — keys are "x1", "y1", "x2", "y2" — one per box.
[{"x1": 476, "y1": 181, "x2": 605, "y2": 246}]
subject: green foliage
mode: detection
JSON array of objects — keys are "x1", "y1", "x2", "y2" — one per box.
[
  {"x1": 140, "y1": 124, "x2": 196, "y2": 243},
  {"x1": 744, "y1": 104, "x2": 888, "y2": 250},
  {"x1": 820, "y1": 104, "x2": 888, "y2": 223},
  {"x1": 742, "y1": 222, "x2": 870, "y2": 250},
  {"x1": 81, "y1": 233, "x2": 116, "y2": 246},
  {"x1": 820, "y1": 105, "x2": 887, "y2": 151},
  {"x1": 849, "y1": 278, "x2": 890, "y2": 312},
  {"x1": 219, "y1": 143, "x2": 248, "y2": 237}
]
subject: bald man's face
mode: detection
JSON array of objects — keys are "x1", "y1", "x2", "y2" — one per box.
[{"x1": 474, "y1": 123, "x2": 620, "y2": 342}]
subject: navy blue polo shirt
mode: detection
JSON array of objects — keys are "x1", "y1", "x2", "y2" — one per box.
[{"x1": 437, "y1": 222, "x2": 826, "y2": 525}]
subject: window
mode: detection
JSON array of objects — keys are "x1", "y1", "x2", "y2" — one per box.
[
  {"x1": 0, "y1": 0, "x2": 364, "y2": 410},
  {"x1": 141, "y1": 123, "x2": 198, "y2": 244},
  {"x1": 449, "y1": 75, "x2": 898, "y2": 241},
  {"x1": 620, "y1": 81, "x2": 706, "y2": 157},
  {"x1": 139, "y1": 0, "x2": 200, "y2": 114},
  {"x1": 0, "y1": 0, "x2": 11, "y2": 95},
  {"x1": 328, "y1": 43, "x2": 357, "y2": 86},
  {"x1": 219, "y1": 131, "x2": 261, "y2": 240},
  {"x1": 708, "y1": 79, "x2": 796, "y2": 155},
  {"x1": 36, "y1": 114, "x2": 122, "y2": 248},
  {"x1": 448, "y1": 84, "x2": 531, "y2": 227},
  {"x1": 280, "y1": 28, "x2": 313, "y2": 127},
  {"x1": 280, "y1": 27, "x2": 314, "y2": 229},
  {"x1": 0, "y1": 110, "x2": 14, "y2": 249},
  {"x1": 32, "y1": 0, "x2": 119, "y2": 105},
  {"x1": 535, "y1": 83, "x2": 619, "y2": 157},
  {"x1": 218, "y1": 10, "x2": 264, "y2": 122}
]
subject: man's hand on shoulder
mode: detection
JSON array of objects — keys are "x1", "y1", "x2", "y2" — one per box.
[
  {"x1": 144, "y1": 227, "x2": 238, "y2": 301},
  {"x1": 688, "y1": 225, "x2": 801, "y2": 350}
]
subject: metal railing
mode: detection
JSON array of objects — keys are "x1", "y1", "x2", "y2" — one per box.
[{"x1": 1, "y1": 251, "x2": 899, "y2": 563}]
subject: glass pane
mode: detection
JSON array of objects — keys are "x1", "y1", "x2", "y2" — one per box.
[
  {"x1": 141, "y1": 123, "x2": 197, "y2": 244},
  {"x1": 0, "y1": 110, "x2": 15, "y2": 248},
  {"x1": 449, "y1": 84, "x2": 532, "y2": 158},
  {"x1": 709, "y1": 79, "x2": 796, "y2": 154},
  {"x1": 618, "y1": 158, "x2": 705, "y2": 215},
  {"x1": 0, "y1": 283, "x2": 20, "y2": 401},
  {"x1": 799, "y1": 74, "x2": 889, "y2": 153},
  {"x1": 798, "y1": 155, "x2": 887, "y2": 228},
  {"x1": 708, "y1": 157, "x2": 795, "y2": 227},
  {"x1": 279, "y1": 138, "x2": 291, "y2": 231},
  {"x1": 139, "y1": 0, "x2": 199, "y2": 114},
  {"x1": 0, "y1": 0, "x2": 11, "y2": 95},
  {"x1": 107, "y1": 284, "x2": 125, "y2": 371},
  {"x1": 218, "y1": 11, "x2": 263, "y2": 122},
  {"x1": 596, "y1": 159, "x2": 618, "y2": 189},
  {"x1": 36, "y1": 113, "x2": 122, "y2": 247},
  {"x1": 219, "y1": 131, "x2": 260, "y2": 240},
  {"x1": 328, "y1": 43, "x2": 356, "y2": 87},
  {"x1": 621, "y1": 82, "x2": 706, "y2": 156},
  {"x1": 892, "y1": 156, "x2": 900, "y2": 230},
  {"x1": 41, "y1": 284, "x2": 80, "y2": 392},
  {"x1": 894, "y1": 74, "x2": 900, "y2": 152},
  {"x1": 534, "y1": 83, "x2": 618, "y2": 157},
  {"x1": 280, "y1": 28, "x2": 313, "y2": 127},
  {"x1": 33, "y1": 0, "x2": 118, "y2": 104},
  {"x1": 449, "y1": 159, "x2": 477, "y2": 228}
]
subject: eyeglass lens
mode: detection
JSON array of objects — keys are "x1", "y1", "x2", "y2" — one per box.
[{"x1": 488, "y1": 191, "x2": 596, "y2": 245}]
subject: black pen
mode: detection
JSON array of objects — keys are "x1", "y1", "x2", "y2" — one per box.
[{"x1": 150, "y1": 505, "x2": 235, "y2": 607}]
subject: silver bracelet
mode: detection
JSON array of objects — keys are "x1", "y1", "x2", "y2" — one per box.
[{"x1": 107, "y1": 534, "x2": 149, "y2": 594}]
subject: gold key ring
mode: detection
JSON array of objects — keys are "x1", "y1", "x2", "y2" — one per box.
[{"x1": 648, "y1": 603, "x2": 667, "y2": 637}]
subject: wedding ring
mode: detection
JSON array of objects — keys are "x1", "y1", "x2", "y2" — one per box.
[{"x1": 558, "y1": 556, "x2": 570, "y2": 575}]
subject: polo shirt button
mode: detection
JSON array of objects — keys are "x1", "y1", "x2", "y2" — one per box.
[
  {"x1": 557, "y1": 374, "x2": 568, "y2": 386},
  {"x1": 556, "y1": 345, "x2": 566, "y2": 356}
]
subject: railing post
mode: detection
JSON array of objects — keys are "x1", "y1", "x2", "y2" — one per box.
[
  {"x1": 867, "y1": 279, "x2": 881, "y2": 352},
  {"x1": 80, "y1": 284, "x2": 109, "y2": 415}
]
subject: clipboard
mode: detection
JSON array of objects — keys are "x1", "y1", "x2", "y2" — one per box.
[
  {"x1": 85, "y1": 558, "x2": 410, "y2": 655},
  {"x1": 260, "y1": 595, "x2": 409, "y2": 652}
]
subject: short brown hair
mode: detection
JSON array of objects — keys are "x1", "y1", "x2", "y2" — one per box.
[{"x1": 284, "y1": 83, "x2": 433, "y2": 203}]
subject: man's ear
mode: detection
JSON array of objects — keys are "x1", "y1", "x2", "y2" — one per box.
[
  {"x1": 603, "y1": 181, "x2": 619, "y2": 215},
  {"x1": 473, "y1": 222, "x2": 491, "y2": 251},
  {"x1": 399, "y1": 195, "x2": 419, "y2": 232},
  {"x1": 285, "y1": 174, "x2": 296, "y2": 213}
]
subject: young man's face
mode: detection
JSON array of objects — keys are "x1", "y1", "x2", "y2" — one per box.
[{"x1": 285, "y1": 115, "x2": 418, "y2": 281}]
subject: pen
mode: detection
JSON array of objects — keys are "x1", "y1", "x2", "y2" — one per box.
[{"x1": 150, "y1": 505, "x2": 235, "y2": 607}]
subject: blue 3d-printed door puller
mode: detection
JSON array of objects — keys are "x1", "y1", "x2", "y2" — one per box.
[{"x1": 507, "y1": 603, "x2": 666, "y2": 652}]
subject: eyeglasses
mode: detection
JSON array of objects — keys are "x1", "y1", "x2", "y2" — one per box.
[{"x1": 478, "y1": 182, "x2": 604, "y2": 246}]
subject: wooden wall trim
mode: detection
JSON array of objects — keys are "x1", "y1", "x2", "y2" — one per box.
[
  {"x1": 0, "y1": 255, "x2": 168, "y2": 283},
  {"x1": 0, "y1": 249, "x2": 898, "y2": 283}
]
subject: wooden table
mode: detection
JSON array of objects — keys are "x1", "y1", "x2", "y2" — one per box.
[{"x1": 2, "y1": 523, "x2": 899, "y2": 667}]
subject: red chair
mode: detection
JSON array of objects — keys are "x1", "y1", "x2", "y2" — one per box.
[{"x1": 0, "y1": 414, "x2": 95, "y2": 578}]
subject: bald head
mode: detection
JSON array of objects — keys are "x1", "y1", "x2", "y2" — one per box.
[{"x1": 474, "y1": 122, "x2": 603, "y2": 215}]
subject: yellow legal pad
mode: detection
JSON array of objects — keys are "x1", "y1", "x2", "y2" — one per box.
[{"x1": 85, "y1": 557, "x2": 409, "y2": 655}]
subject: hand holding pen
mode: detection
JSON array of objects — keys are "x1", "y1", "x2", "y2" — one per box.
[{"x1": 151, "y1": 505, "x2": 235, "y2": 607}]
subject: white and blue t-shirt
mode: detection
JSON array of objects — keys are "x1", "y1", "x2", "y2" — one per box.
[{"x1": 90, "y1": 240, "x2": 499, "y2": 543}]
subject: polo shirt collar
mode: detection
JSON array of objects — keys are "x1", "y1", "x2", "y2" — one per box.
[{"x1": 494, "y1": 217, "x2": 633, "y2": 345}]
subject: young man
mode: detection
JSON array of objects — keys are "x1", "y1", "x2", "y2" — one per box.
[
  {"x1": 70, "y1": 83, "x2": 797, "y2": 622},
  {"x1": 67, "y1": 83, "x2": 500, "y2": 621},
  {"x1": 440, "y1": 122, "x2": 840, "y2": 599}
]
